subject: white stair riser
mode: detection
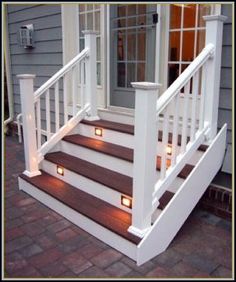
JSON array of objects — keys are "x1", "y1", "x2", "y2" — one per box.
[
  {"x1": 60, "y1": 140, "x2": 133, "y2": 177},
  {"x1": 41, "y1": 159, "x2": 132, "y2": 213},
  {"x1": 69, "y1": 124, "x2": 204, "y2": 166},
  {"x1": 19, "y1": 177, "x2": 137, "y2": 261}
]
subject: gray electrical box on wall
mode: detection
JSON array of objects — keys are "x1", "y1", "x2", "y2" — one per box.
[{"x1": 18, "y1": 24, "x2": 34, "y2": 48}]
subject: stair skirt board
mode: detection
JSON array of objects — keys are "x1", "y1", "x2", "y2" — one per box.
[
  {"x1": 41, "y1": 159, "x2": 132, "y2": 213},
  {"x1": 18, "y1": 177, "x2": 138, "y2": 261},
  {"x1": 69, "y1": 123, "x2": 204, "y2": 166},
  {"x1": 136, "y1": 124, "x2": 227, "y2": 266},
  {"x1": 60, "y1": 140, "x2": 133, "y2": 177}
]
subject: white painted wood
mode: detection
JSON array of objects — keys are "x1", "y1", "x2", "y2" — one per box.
[
  {"x1": 160, "y1": 106, "x2": 169, "y2": 180},
  {"x1": 72, "y1": 66, "x2": 77, "y2": 115},
  {"x1": 60, "y1": 140, "x2": 133, "y2": 177},
  {"x1": 171, "y1": 94, "x2": 180, "y2": 166},
  {"x1": 54, "y1": 81, "x2": 59, "y2": 132},
  {"x1": 18, "y1": 177, "x2": 137, "y2": 261},
  {"x1": 129, "y1": 82, "x2": 161, "y2": 238},
  {"x1": 38, "y1": 104, "x2": 90, "y2": 158},
  {"x1": 41, "y1": 159, "x2": 132, "y2": 213},
  {"x1": 199, "y1": 65, "x2": 206, "y2": 131},
  {"x1": 36, "y1": 99, "x2": 41, "y2": 149},
  {"x1": 45, "y1": 89, "x2": 51, "y2": 140},
  {"x1": 152, "y1": 126, "x2": 209, "y2": 208},
  {"x1": 156, "y1": 43, "x2": 214, "y2": 116},
  {"x1": 83, "y1": 31, "x2": 100, "y2": 120},
  {"x1": 190, "y1": 71, "x2": 199, "y2": 142},
  {"x1": 181, "y1": 81, "x2": 190, "y2": 154},
  {"x1": 203, "y1": 15, "x2": 227, "y2": 141},
  {"x1": 63, "y1": 73, "x2": 68, "y2": 124},
  {"x1": 137, "y1": 124, "x2": 227, "y2": 266},
  {"x1": 17, "y1": 74, "x2": 41, "y2": 177},
  {"x1": 34, "y1": 48, "x2": 89, "y2": 100},
  {"x1": 80, "y1": 60, "x2": 85, "y2": 108}
]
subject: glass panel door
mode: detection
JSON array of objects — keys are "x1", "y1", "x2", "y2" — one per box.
[{"x1": 110, "y1": 4, "x2": 157, "y2": 108}]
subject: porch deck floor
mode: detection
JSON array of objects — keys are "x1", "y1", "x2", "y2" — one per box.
[{"x1": 4, "y1": 135, "x2": 232, "y2": 279}]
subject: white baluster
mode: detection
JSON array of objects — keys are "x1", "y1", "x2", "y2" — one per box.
[
  {"x1": 190, "y1": 71, "x2": 199, "y2": 141},
  {"x1": 199, "y1": 65, "x2": 206, "y2": 131},
  {"x1": 63, "y1": 73, "x2": 68, "y2": 123},
  {"x1": 36, "y1": 99, "x2": 41, "y2": 149},
  {"x1": 46, "y1": 89, "x2": 51, "y2": 140},
  {"x1": 171, "y1": 93, "x2": 180, "y2": 166},
  {"x1": 81, "y1": 60, "x2": 85, "y2": 108},
  {"x1": 54, "y1": 81, "x2": 59, "y2": 132},
  {"x1": 160, "y1": 106, "x2": 169, "y2": 180},
  {"x1": 72, "y1": 66, "x2": 77, "y2": 115},
  {"x1": 181, "y1": 81, "x2": 190, "y2": 153}
]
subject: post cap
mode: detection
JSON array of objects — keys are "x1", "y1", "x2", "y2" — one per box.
[
  {"x1": 203, "y1": 15, "x2": 227, "y2": 22},
  {"x1": 82, "y1": 30, "x2": 100, "y2": 35},
  {"x1": 16, "y1": 74, "x2": 36, "y2": 79},
  {"x1": 131, "y1": 82, "x2": 162, "y2": 90}
]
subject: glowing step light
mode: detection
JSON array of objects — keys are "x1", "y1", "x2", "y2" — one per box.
[
  {"x1": 95, "y1": 127, "x2": 103, "y2": 137},
  {"x1": 57, "y1": 166, "x2": 64, "y2": 176},
  {"x1": 121, "y1": 195, "x2": 132, "y2": 209},
  {"x1": 166, "y1": 144, "x2": 172, "y2": 155}
]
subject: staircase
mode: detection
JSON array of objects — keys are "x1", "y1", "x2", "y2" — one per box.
[{"x1": 17, "y1": 17, "x2": 227, "y2": 266}]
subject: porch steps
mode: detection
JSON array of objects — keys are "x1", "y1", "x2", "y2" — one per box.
[
  {"x1": 80, "y1": 119, "x2": 208, "y2": 152},
  {"x1": 19, "y1": 171, "x2": 174, "y2": 243},
  {"x1": 63, "y1": 134, "x2": 195, "y2": 180}
]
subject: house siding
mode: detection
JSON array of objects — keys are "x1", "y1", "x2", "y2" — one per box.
[
  {"x1": 7, "y1": 4, "x2": 63, "y2": 129},
  {"x1": 219, "y1": 4, "x2": 232, "y2": 174}
]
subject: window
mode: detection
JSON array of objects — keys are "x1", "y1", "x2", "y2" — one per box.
[
  {"x1": 78, "y1": 4, "x2": 101, "y2": 85},
  {"x1": 168, "y1": 4, "x2": 212, "y2": 87}
]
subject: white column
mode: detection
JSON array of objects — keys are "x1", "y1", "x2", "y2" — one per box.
[
  {"x1": 17, "y1": 74, "x2": 41, "y2": 177},
  {"x1": 203, "y1": 15, "x2": 227, "y2": 141},
  {"x1": 128, "y1": 82, "x2": 161, "y2": 238},
  {"x1": 83, "y1": 30, "x2": 100, "y2": 121}
]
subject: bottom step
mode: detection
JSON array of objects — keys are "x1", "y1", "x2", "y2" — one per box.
[{"x1": 18, "y1": 171, "x2": 139, "y2": 261}]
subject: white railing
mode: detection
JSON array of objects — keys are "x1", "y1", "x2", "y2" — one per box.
[
  {"x1": 17, "y1": 30, "x2": 99, "y2": 177},
  {"x1": 129, "y1": 15, "x2": 226, "y2": 238}
]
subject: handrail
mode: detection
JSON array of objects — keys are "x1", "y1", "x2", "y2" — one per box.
[
  {"x1": 156, "y1": 43, "x2": 214, "y2": 115},
  {"x1": 34, "y1": 47, "x2": 89, "y2": 101}
]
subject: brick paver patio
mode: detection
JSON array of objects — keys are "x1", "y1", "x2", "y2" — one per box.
[{"x1": 4, "y1": 135, "x2": 233, "y2": 279}]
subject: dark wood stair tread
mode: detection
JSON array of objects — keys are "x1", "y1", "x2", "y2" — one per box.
[
  {"x1": 159, "y1": 191, "x2": 175, "y2": 210},
  {"x1": 63, "y1": 134, "x2": 194, "y2": 179},
  {"x1": 19, "y1": 171, "x2": 141, "y2": 245},
  {"x1": 45, "y1": 151, "x2": 133, "y2": 197},
  {"x1": 81, "y1": 119, "x2": 207, "y2": 152},
  {"x1": 81, "y1": 119, "x2": 134, "y2": 135}
]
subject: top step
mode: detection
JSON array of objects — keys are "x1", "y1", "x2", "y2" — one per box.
[{"x1": 81, "y1": 119, "x2": 208, "y2": 152}]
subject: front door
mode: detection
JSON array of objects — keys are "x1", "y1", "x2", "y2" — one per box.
[{"x1": 109, "y1": 4, "x2": 158, "y2": 108}]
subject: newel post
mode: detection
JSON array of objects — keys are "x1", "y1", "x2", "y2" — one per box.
[
  {"x1": 128, "y1": 82, "x2": 161, "y2": 238},
  {"x1": 17, "y1": 74, "x2": 41, "y2": 178},
  {"x1": 83, "y1": 30, "x2": 100, "y2": 121},
  {"x1": 203, "y1": 15, "x2": 227, "y2": 141}
]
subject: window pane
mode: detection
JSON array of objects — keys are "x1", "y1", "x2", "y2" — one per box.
[
  {"x1": 97, "y1": 62, "x2": 101, "y2": 85},
  {"x1": 80, "y1": 38, "x2": 85, "y2": 52},
  {"x1": 118, "y1": 5, "x2": 126, "y2": 17},
  {"x1": 169, "y1": 32, "x2": 180, "y2": 61},
  {"x1": 197, "y1": 30, "x2": 205, "y2": 54},
  {"x1": 87, "y1": 13, "x2": 93, "y2": 30},
  {"x1": 95, "y1": 11, "x2": 100, "y2": 31},
  {"x1": 138, "y1": 4, "x2": 146, "y2": 14},
  {"x1": 79, "y1": 5, "x2": 85, "y2": 12},
  {"x1": 127, "y1": 5, "x2": 136, "y2": 16},
  {"x1": 170, "y1": 4, "x2": 182, "y2": 29},
  {"x1": 86, "y1": 4, "x2": 93, "y2": 11},
  {"x1": 127, "y1": 63, "x2": 135, "y2": 87},
  {"x1": 183, "y1": 4, "x2": 196, "y2": 28},
  {"x1": 198, "y1": 4, "x2": 211, "y2": 27},
  {"x1": 138, "y1": 33, "x2": 146, "y2": 61},
  {"x1": 79, "y1": 14, "x2": 85, "y2": 37},
  {"x1": 127, "y1": 17, "x2": 136, "y2": 27},
  {"x1": 117, "y1": 63, "x2": 126, "y2": 87},
  {"x1": 137, "y1": 63, "x2": 145, "y2": 81},
  {"x1": 96, "y1": 37, "x2": 101, "y2": 61},
  {"x1": 94, "y1": 4, "x2": 100, "y2": 10},
  {"x1": 182, "y1": 31, "x2": 194, "y2": 61},
  {"x1": 117, "y1": 18, "x2": 126, "y2": 28},
  {"x1": 117, "y1": 31, "x2": 126, "y2": 61},
  {"x1": 127, "y1": 32, "x2": 136, "y2": 61},
  {"x1": 138, "y1": 15, "x2": 146, "y2": 26},
  {"x1": 168, "y1": 64, "x2": 179, "y2": 86}
]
